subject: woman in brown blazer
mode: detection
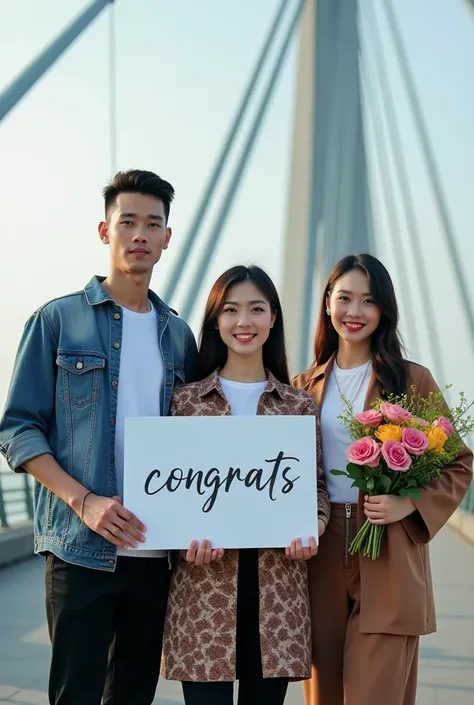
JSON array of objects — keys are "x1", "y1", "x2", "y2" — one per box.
[
  {"x1": 161, "y1": 265, "x2": 330, "y2": 705},
  {"x1": 292, "y1": 253, "x2": 473, "y2": 705}
]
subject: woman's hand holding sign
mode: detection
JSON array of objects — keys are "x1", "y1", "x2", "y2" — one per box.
[
  {"x1": 182, "y1": 539, "x2": 225, "y2": 565},
  {"x1": 285, "y1": 536, "x2": 318, "y2": 560},
  {"x1": 183, "y1": 519, "x2": 326, "y2": 564},
  {"x1": 285, "y1": 519, "x2": 326, "y2": 560}
]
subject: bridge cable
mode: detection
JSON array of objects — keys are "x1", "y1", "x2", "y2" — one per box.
[
  {"x1": 162, "y1": 0, "x2": 290, "y2": 304},
  {"x1": 384, "y1": 0, "x2": 474, "y2": 347},
  {"x1": 180, "y1": 0, "x2": 307, "y2": 322},
  {"x1": 0, "y1": 0, "x2": 114, "y2": 124},
  {"x1": 359, "y1": 56, "x2": 421, "y2": 361},
  {"x1": 363, "y1": 2, "x2": 446, "y2": 382}
]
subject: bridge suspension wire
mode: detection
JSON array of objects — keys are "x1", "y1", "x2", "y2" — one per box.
[
  {"x1": 0, "y1": 0, "x2": 114, "y2": 124},
  {"x1": 384, "y1": 0, "x2": 474, "y2": 347},
  {"x1": 162, "y1": 0, "x2": 290, "y2": 304},
  {"x1": 108, "y1": 2, "x2": 117, "y2": 175},
  {"x1": 180, "y1": 0, "x2": 307, "y2": 322},
  {"x1": 364, "y1": 3, "x2": 446, "y2": 383},
  {"x1": 359, "y1": 60, "x2": 421, "y2": 361}
]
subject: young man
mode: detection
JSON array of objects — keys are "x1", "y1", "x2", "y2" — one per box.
[{"x1": 0, "y1": 170, "x2": 197, "y2": 705}]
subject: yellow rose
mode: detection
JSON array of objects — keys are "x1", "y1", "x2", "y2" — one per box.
[
  {"x1": 426, "y1": 426, "x2": 448, "y2": 452},
  {"x1": 375, "y1": 424, "x2": 402, "y2": 443}
]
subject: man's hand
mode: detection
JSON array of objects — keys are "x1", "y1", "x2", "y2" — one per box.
[
  {"x1": 318, "y1": 518, "x2": 327, "y2": 537},
  {"x1": 81, "y1": 493, "x2": 146, "y2": 549},
  {"x1": 181, "y1": 539, "x2": 224, "y2": 565},
  {"x1": 364, "y1": 494, "x2": 416, "y2": 525},
  {"x1": 285, "y1": 536, "x2": 318, "y2": 560}
]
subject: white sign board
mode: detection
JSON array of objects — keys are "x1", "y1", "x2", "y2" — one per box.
[{"x1": 124, "y1": 416, "x2": 318, "y2": 550}]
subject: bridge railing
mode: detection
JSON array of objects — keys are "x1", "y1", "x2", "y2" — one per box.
[{"x1": 0, "y1": 466, "x2": 34, "y2": 528}]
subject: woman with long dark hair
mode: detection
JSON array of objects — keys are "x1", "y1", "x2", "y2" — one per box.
[
  {"x1": 161, "y1": 265, "x2": 330, "y2": 705},
  {"x1": 293, "y1": 253, "x2": 473, "y2": 705}
]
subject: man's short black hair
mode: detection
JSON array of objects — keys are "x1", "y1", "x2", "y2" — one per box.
[{"x1": 103, "y1": 169, "x2": 175, "y2": 222}]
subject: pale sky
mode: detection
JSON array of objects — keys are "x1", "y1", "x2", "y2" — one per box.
[{"x1": 0, "y1": 0, "x2": 473, "y2": 416}]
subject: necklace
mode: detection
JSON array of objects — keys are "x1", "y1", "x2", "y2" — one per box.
[{"x1": 333, "y1": 360, "x2": 372, "y2": 407}]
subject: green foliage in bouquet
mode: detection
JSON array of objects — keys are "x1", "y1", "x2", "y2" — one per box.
[{"x1": 330, "y1": 387, "x2": 474, "y2": 559}]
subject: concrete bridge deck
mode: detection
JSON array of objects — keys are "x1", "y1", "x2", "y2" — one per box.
[{"x1": 0, "y1": 527, "x2": 473, "y2": 704}]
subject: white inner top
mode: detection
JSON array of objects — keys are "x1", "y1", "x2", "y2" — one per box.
[
  {"x1": 219, "y1": 377, "x2": 268, "y2": 416},
  {"x1": 320, "y1": 360, "x2": 372, "y2": 504},
  {"x1": 115, "y1": 303, "x2": 165, "y2": 558}
]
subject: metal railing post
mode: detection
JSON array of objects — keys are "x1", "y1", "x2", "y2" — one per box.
[{"x1": 0, "y1": 475, "x2": 8, "y2": 528}]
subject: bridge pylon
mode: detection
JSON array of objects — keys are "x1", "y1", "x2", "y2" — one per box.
[{"x1": 281, "y1": 0, "x2": 372, "y2": 374}]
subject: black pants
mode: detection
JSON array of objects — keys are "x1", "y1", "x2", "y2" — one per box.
[
  {"x1": 182, "y1": 549, "x2": 289, "y2": 705},
  {"x1": 45, "y1": 553, "x2": 170, "y2": 705}
]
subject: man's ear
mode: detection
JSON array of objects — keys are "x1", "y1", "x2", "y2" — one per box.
[
  {"x1": 98, "y1": 221, "x2": 109, "y2": 245},
  {"x1": 163, "y1": 227, "x2": 172, "y2": 250}
]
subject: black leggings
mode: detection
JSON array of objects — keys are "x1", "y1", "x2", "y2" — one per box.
[
  {"x1": 182, "y1": 549, "x2": 289, "y2": 705},
  {"x1": 182, "y1": 677, "x2": 289, "y2": 705}
]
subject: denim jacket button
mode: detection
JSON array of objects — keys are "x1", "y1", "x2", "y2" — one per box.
[
  {"x1": 113, "y1": 342, "x2": 120, "y2": 349},
  {"x1": 111, "y1": 379, "x2": 118, "y2": 387},
  {"x1": 113, "y1": 312, "x2": 121, "y2": 320},
  {"x1": 76, "y1": 361, "x2": 84, "y2": 370},
  {"x1": 109, "y1": 416, "x2": 115, "y2": 425}
]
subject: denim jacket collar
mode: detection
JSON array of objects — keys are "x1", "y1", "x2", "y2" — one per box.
[{"x1": 83, "y1": 275, "x2": 175, "y2": 316}]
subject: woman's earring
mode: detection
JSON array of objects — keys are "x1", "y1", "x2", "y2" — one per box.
[{"x1": 326, "y1": 308, "x2": 331, "y2": 316}]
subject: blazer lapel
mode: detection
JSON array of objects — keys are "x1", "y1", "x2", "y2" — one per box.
[{"x1": 313, "y1": 352, "x2": 337, "y2": 406}]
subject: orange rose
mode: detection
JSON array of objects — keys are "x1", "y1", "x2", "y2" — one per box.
[
  {"x1": 426, "y1": 426, "x2": 448, "y2": 453},
  {"x1": 375, "y1": 424, "x2": 402, "y2": 443}
]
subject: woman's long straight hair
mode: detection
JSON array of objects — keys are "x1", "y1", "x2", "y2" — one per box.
[
  {"x1": 314, "y1": 254, "x2": 407, "y2": 396},
  {"x1": 198, "y1": 265, "x2": 290, "y2": 384}
]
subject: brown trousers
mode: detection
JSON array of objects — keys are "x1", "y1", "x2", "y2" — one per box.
[{"x1": 303, "y1": 504, "x2": 419, "y2": 705}]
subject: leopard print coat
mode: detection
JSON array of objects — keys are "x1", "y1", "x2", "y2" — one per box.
[{"x1": 161, "y1": 369, "x2": 330, "y2": 682}]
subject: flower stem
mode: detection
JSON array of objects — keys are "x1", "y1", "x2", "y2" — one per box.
[
  {"x1": 350, "y1": 520, "x2": 386, "y2": 559},
  {"x1": 349, "y1": 519, "x2": 371, "y2": 554}
]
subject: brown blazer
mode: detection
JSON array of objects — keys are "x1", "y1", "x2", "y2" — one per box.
[
  {"x1": 292, "y1": 355, "x2": 473, "y2": 635},
  {"x1": 161, "y1": 369, "x2": 330, "y2": 681}
]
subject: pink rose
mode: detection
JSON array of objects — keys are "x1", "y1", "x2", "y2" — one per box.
[
  {"x1": 381, "y1": 440, "x2": 412, "y2": 472},
  {"x1": 402, "y1": 427, "x2": 429, "y2": 456},
  {"x1": 356, "y1": 410, "x2": 383, "y2": 427},
  {"x1": 380, "y1": 402, "x2": 413, "y2": 423},
  {"x1": 433, "y1": 416, "x2": 455, "y2": 437},
  {"x1": 347, "y1": 437, "x2": 381, "y2": 468}
]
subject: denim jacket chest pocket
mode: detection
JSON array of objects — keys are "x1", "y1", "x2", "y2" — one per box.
[{"x1": 56, "y1": 351, "x2": 106, "y2": 407}]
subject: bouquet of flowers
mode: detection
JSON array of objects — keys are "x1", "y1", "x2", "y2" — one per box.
[{"x1": 331, "y1": 387, "x2": 474, "y2": 559}]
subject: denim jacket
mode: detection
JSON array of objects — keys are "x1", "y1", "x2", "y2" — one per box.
[{"x1": 0, "y1": 276, "x2": 197, "y2": 571}]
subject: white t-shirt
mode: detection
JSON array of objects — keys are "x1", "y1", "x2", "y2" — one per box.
[
  {"x1": 219, "y1": 377, "x2": 268, "y2": 416},
  {"x1": 321, "y1": 361, "x2": 372, "y2": 504},
  {"x1": 115, "y1": 304, "x2": 165, "y2": 558}
]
